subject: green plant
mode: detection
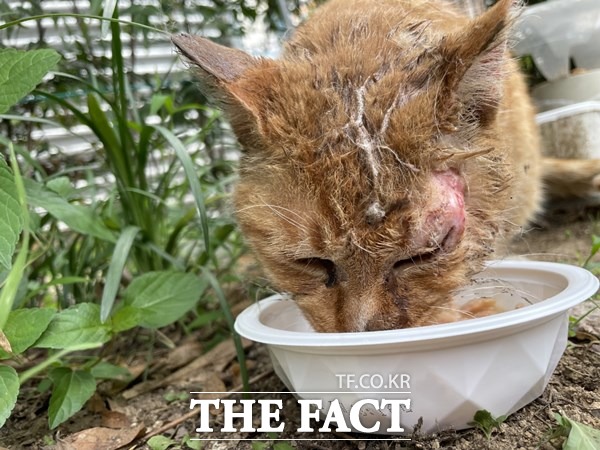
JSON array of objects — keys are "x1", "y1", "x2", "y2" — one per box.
[
  {"x1": 0, "y1": 4, "x2": 252, "y2": 432},
  {"x1": 583, "y1": 234, "x2": 600, "y2": 269},
  {"x1": 469, "y1": 409, "x2": 507, "y2": 440},
  {"x1": 147, "y1": 435, "x2": 177, "y2": 450},
  {"x1": 542, "y1": 413, "x2": 600, "y2": 450},
  {"x1": 252, "y1": 440, "x2": 295, "y2": 450},
  {"x1": 566, "y1": 235, "x2": 600, "y2": 337}
]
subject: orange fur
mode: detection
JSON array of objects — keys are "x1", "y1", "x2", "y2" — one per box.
[{"x1": 174, "y1": 0, "x2": 547, "y2": 331}]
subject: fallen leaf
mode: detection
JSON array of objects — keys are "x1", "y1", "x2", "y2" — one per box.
[
  {"x1": 151, "y1": 339, "x2": 202, "y2": 371},
  {"x1": 191, "y1": 372, "x2": 226, "y2": 400},
  {"x1": 101, "y1": 410, "x2": 131, "y2": 429},
  {"x1": 122, "y1": 338, "x2": 250, "y2": 399},
  {"x1": 57, "y1": 424, "x2": 145, "y2": 450},
  {"x1": 86, "y1": 393, "x2": 107, "y2": 414}
]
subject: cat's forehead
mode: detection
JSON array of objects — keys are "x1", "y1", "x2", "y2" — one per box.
[{"x1": 258, "y1": 60, "x2": 445, "y2": 162}]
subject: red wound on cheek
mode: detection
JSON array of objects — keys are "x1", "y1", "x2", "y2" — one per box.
[{"x1": 424, "y1": 170, "x2": 466, "y2": 251}]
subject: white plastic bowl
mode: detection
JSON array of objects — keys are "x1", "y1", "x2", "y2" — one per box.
[
  {"x1": 536, "y1": 102, "x2": 600, "y2": 159},
  {"x1": 235, "y1": 260, "x2": 599, "y2": 434}
]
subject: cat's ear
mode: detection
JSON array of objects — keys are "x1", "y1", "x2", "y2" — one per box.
[
  {"x1": 438, "y1": 0, "x2": 518, "y2": 127},
  {"x1": 172, "y1": 34, "x2": 270, "y2": 146}
]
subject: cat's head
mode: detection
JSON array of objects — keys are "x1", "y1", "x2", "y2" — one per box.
[{"x1": 173, "y1": 0, "x2": 520, "y2": 331}]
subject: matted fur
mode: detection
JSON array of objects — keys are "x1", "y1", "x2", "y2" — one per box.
[{"x1": 174, "y1": 0, "x2": 546, "y2": 331}]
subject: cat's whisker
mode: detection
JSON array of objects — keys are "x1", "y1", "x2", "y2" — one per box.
[
  {"x1": 511, "y1": 252, "x2": 573, "y2": 260},
  {"x1": 265, "y1": 207, "x2": 310, "y2": 232},
  {"x1": 454, "y1": 283, "x2": 540, "y2": 305},
  {"x1": 430, "y1": 305, "x2": 477, "y2": 319},
  {"x1": 236, "y1": 203, "x2": 314, "y2": 234}
]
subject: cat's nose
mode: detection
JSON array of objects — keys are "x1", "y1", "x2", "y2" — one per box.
[{"x1": 363, "y1": 313, "x2": 409, "y2": 331}]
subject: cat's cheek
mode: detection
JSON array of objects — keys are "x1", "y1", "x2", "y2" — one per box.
[{"x1": 295, "y1": 293, "x2": 340, "y2": 332}]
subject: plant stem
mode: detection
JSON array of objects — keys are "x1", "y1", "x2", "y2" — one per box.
[
  {"x1": 18, "y1": 343, "x2": 102, "y2": 383},
  {"x1": 0, "y1": 13, "x2": 167, "y2": 35},
  {"x1": 0, "y1": 145, "x2": 30, "y2": 329}
]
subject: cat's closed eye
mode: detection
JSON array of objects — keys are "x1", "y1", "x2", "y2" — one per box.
[
  {"x1": 294, "y1": 257, "x2": 337, "y2": 288},
  {"x1": 393, "y1": 251, "x2": 437, "y2": 271},
  {"x1": 393, "y1": 226, "x2": 457, "y2": 270}
]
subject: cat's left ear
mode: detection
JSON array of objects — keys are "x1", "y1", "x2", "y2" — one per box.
[
  {"x1": 172, "y1": 34, "x2": 273, "y2": 147},
  {"x1": 438, "y1": 0, "x2": 519, "y2": 127}
]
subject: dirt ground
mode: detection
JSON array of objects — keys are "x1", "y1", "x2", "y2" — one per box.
[{"x1": 2, "y1": 215, "x2": 600, "y2": 450}]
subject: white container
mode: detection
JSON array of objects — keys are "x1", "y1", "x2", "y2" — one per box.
[
  {"x1": 235, "y1": 260, "x2": 599, "y2": 435},
  {"x1": 513, "y1": 0, "x2": 600, "y2": 81},
  {"x1": 532, "y1": 70, "x2": 600, "y2": 112},
  {"x1": 536, "y1": 102, "x2": 600, "y2": 159}
]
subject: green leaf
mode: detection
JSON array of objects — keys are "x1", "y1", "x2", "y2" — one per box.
[
  {"x1": 24, "y1": 276, "x2": 88, "y2": 303},
  {"x1": 89, "y1": 361, "x2": 131, "y2": 381},
  {"x1": 0, "y1": 365, "x2": 19, "y2": 428},
  {"x1": 110, "y1": 305, "x2": 143, "y2": 333},
  {"x1": 584, "y1": 235, "x2": 600, "y2": 268},
  {"x1": 0, "y1": 308, "x2": 55, "y2": 357},
  {"x1": 122, "y1": 271, "x2": 207, "y2": 328},
  {"x1": 152, "y1": 125, "x2": 210, "y2": 254},
  {"x1": 25, "y1": 179, "x2": 116, "y2": 243},
  {"x1": 34, "y1": 303, "x2": 111, "y2": 349},
  {"x1": 48, "y1": 368, "x2": 96, "y2": 429},
  {"x1": 147, "y1": 435, "x2": 176, "y2": 450},
  {"x1": 150, "y1": 94, "x2": 170, "y2": 115},
  {"x1": 0, "y1": 48, "x2": 61, "y2": 114},
  {"x1": 100, "y1": 226, "x2": 139, "y2": 322},
  {"x1": 187, "y1": 310, "x2": 224, "y2": 330},
  {"x1": 101, "y1": 0, "x2": 118, "y2": 36},
  {"x1": 251, "y1": 442, "x2": 269, "y2": 450},
  {"x1": 0, "y1": 145, "x2": 29, "y2": 329},
  {"x1": 0, "y1": 156, "x2": 23, "y2": 271},
  {"x1": 183, "y1": 434, "x2": 204, "y2": 449},
  {"x1": 469, "y1": 409, "x2": 506, "y2": 440},
  {"x1": 590, "y1": 235, "x2": 600, "y2": 256},
  {"x1": 46, "y1": 176, "x2": 75, "y2": 199},
  {"x1": 556, "y1": 414, "x2": 600, "y2": 450}
]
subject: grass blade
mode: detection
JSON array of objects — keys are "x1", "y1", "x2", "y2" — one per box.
[
  {"x1": 151, "y1": 125, "x2": 211, "y2": 254},
  {"x1": 0, "y1": 13, "x2": 166, "y2": 36},
  {"x1": 0, "y1": 145, "x2": 29, "y2": 329},
  {"x1": 0, "y1": 156, "x2": 23, "y2": 271},
  {"x1": 201, "y1": 267, "x2": 249, "y2": 393},
  {"x1": 100, "y1": 226, "x2": 140, "y2": 323},
  {"x1": 101, "y1": 0, "x2": 118, "y2": 37}
]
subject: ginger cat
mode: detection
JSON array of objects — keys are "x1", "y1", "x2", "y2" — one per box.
[{"x1": 173, "y1": 0, "x2": 600, "y2": 332}]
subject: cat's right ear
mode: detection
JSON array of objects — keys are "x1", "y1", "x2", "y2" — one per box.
[{"x1": 172, "y1": 34, "x2": 270, "y2": 147}]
